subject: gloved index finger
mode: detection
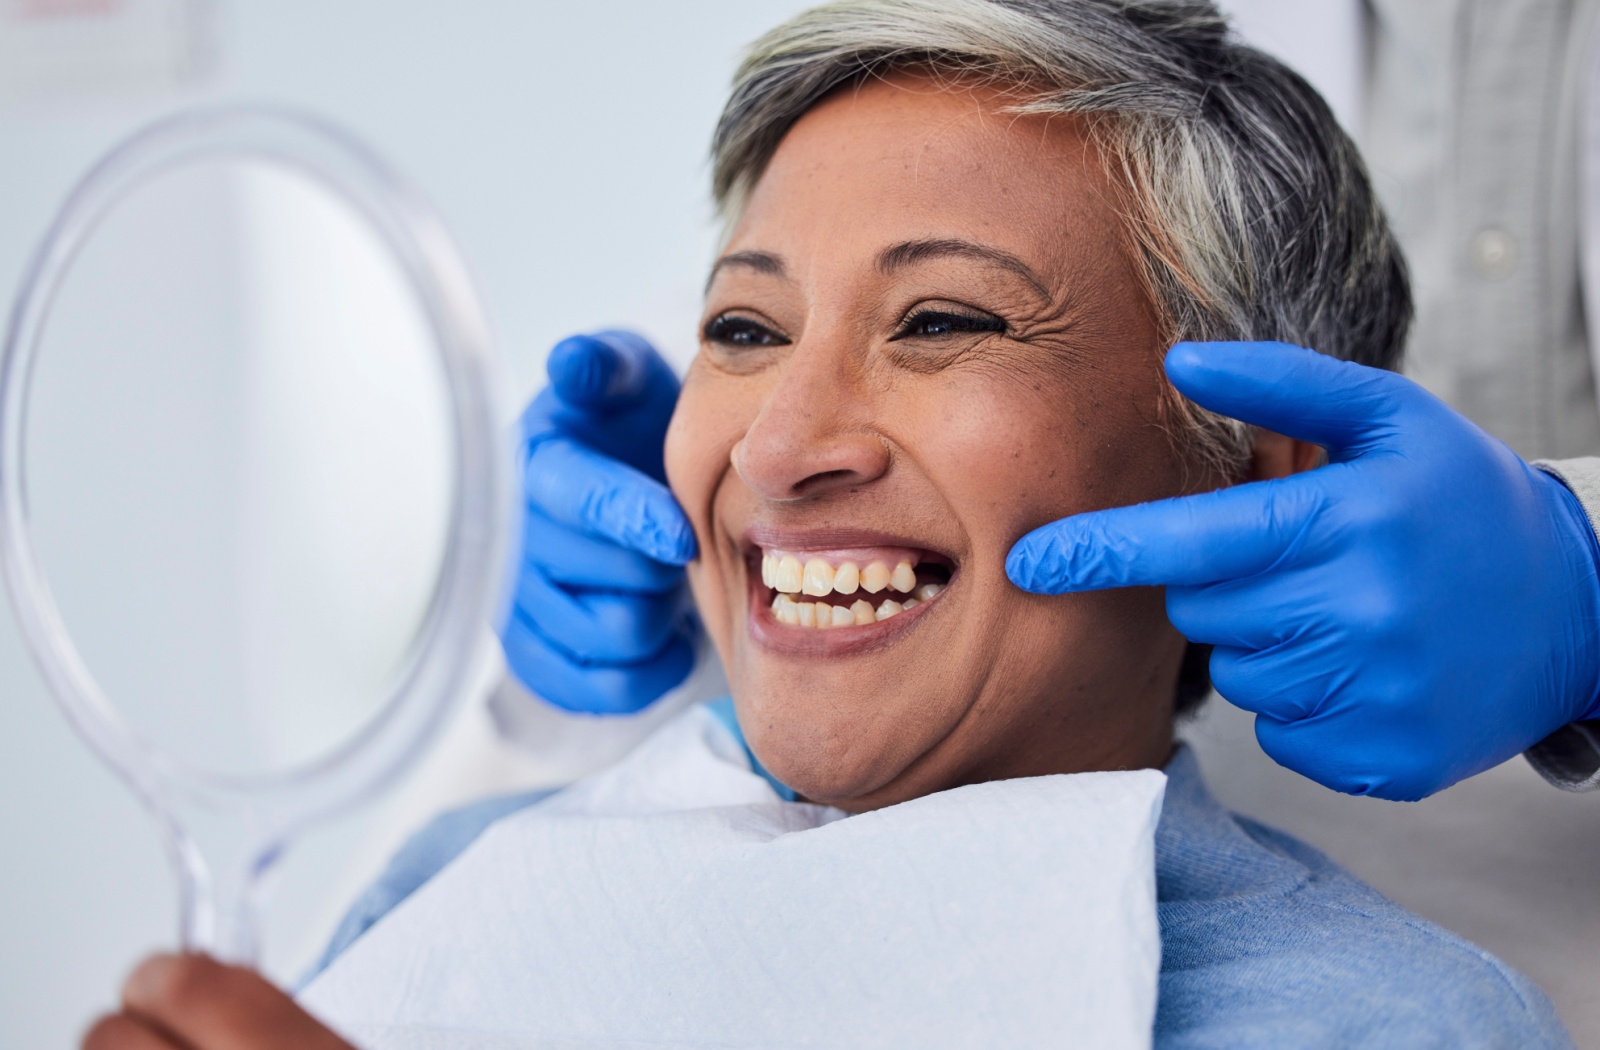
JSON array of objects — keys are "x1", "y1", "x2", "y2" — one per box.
[
  {"x1": 1006, "y1": 474, "x2": 1324, "y2": 593},
  {"x1": 525, "y1": 434, "x2": 696, "y2": 565},
  {"x1": 548, "y1": 330, "x2": 660, "y2": 411},
  {"x1": 525, "y1": 331, "x2": 681, "y2": 482}
]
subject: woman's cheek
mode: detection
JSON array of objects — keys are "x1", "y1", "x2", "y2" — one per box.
[
  {"x1": 665, "y1": 370, "x2": 723, "y2": 520},
  {"x1": 667, "y1": 365, "x2": 763, "y2": 501},
  {"x1": 665, "y1": 366, "x2": 750, "y2": 651},
  {"x1": 662, "y1": 366, "x2": 703, "y2": 508}
]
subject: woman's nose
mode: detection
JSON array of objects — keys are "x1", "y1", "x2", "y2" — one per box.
[{"x1": 733, "y1": 346, "x2": 889, "y2": 502}]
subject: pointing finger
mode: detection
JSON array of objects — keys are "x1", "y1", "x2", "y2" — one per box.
[
  {"x1": 1006, "y1": 474, "x2": 1326, "y2": 593},
  {"x1": 529, "y1": 331, "x2": 681, "y2": 480},
  {"x1": 547, "y1": 330, "x2": 673, "y2": 412}
]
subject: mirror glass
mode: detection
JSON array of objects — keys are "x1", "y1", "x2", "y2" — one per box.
[{"x1": 23, "y1": 156, "x2": 455, "y2": 781}]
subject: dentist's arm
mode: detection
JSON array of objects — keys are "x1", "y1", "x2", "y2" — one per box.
[
  {"x1": 1007, "y1": 341, "x2": 1600, "y2": 802},
  {"x1": 501, "y1": 331, "x2": 698, "y2": 715}
]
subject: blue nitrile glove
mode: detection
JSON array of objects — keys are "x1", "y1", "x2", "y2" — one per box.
[
  {"x1": 1008, "y1": 341, "x2": 1600, "y2": 801},
  {"x1": 500, "y1": 330, "x2": 698, "y2": 714}
]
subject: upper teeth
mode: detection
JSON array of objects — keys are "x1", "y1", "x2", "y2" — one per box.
[
  {"x1": 763, "y1": 552, "x2": 923, "y2": 597},
  {"x1": 802, "y1": 558, "x2": 834, "y2": 597}
]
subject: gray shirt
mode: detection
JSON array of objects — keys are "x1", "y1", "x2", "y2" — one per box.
[{"x1": 1367, "y1": 0, "x2": 1600, "y2": 459}]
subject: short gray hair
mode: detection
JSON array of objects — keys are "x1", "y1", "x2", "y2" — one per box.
[{"x1": 710, "y1": 0, "x2": 1412, "y2": 480}]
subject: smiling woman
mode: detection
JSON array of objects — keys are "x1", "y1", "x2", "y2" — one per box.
[
  {"x1": 672, "y1": 75, "x2": 1193, "y2": 807},
  {"x1": 84, "y1": 2, "x2": 1575, "y2": 1049}
]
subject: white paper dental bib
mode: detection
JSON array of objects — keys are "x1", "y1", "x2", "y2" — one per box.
[{"x1": 300, "y1": 708, "x2": 1165, "y2": 1050}]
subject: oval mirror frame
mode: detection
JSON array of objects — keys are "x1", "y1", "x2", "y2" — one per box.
[{"x1": 0, "y1": 107, "x2": 512, "y2": 960}]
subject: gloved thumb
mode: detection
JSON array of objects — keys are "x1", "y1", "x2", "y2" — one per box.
[{"x1": 1166, "y1": 341, "x2": 1427, "y2": 460}]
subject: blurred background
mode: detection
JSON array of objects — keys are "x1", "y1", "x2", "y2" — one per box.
[{"x1": 5, "y1": 1, "x2": 1592, "y2": 1047}]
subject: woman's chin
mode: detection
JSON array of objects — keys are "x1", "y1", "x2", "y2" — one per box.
[{"x1": 732, "y1": 683, "x2": 947, "y2": 809}]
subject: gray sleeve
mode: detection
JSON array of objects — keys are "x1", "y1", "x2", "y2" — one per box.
[
  {"x1": 1526, "y1": 458, "x2": 1600, "y2": 791},
  {"x1": 1536, "y1": 457, "x2": 1600, "y2": 526}
]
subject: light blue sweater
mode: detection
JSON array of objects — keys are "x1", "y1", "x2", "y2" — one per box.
[{"x1": 312, "y1": 700, "x2": 1572, "y2": 1048}]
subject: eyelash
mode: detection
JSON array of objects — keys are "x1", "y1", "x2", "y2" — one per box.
[
  {"x1": 888, "y1": 308, "x2": 1007, "y2": 341},
  {"x1": 703, "y1": 314, "x2": 789, "y2": 348},
  {"x1": 701, "y1": 307, "x2": 1007, "y2": 350}
]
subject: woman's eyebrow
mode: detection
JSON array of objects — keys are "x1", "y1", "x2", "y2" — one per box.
[
  {"x1": 706, "y1": 250, "x2": 787, "y2": 292},
  {"x1": 877, "y1": 239, "x2": 1051, "y2": 300}
]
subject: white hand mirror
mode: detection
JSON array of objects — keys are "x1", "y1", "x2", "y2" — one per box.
[{"x1": 0, "y1": 108, "x2": 510, "y2": 963}]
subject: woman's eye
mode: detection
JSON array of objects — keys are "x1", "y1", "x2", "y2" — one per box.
[
  {"x1": 703, "y1": 314, "x2": 789, "y2": 348},
  {"x1": 890, "y1": 309, "x2": 1007, "y2": 340}
]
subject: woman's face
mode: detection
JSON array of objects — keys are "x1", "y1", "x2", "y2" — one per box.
[{"x1": 665, "y1": 75, "x2": 1196, "y2": 811}]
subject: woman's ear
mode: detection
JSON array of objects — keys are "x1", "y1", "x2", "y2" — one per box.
[{"x1": 1247, "y1": 427, "x2": 1324, "y2": 481}]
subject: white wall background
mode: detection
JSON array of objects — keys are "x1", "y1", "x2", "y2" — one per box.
[
  {"x1": 0, "y1": 3, "x2": 815, "y2": 1043},
  {"x1": 3, "y1": 2, "x2": 1594, "y2": 1048}
]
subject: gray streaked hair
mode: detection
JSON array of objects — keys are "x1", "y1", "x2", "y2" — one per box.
[{"x1": 709, "y1": 0, "x2": 1412, "y2": 480}]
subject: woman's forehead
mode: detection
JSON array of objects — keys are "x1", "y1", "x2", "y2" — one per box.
[{"x1": 720, "y1": 75, "x2": 1124, "y2": 284}]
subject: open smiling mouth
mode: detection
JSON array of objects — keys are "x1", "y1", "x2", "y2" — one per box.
[{"x1": 751, "y1": 547, "x2": 953, "y2": 630}]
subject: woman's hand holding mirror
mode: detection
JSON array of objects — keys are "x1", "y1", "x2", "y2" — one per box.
[{"x1": 84, "y1": 955, "x2": 353, "y2": 1050}]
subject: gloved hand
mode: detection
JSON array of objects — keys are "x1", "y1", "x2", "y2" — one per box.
[
  {"x1": 1007, "y1": 341, "x2": 1600, "y2": 801},
  {"x1": 500, "y1": 330, "x2": 697, "y2": 715}
]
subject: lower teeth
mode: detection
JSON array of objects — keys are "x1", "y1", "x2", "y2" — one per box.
[{"x1": 771, "y1": 584, "x2": 942, "y2": 628}]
